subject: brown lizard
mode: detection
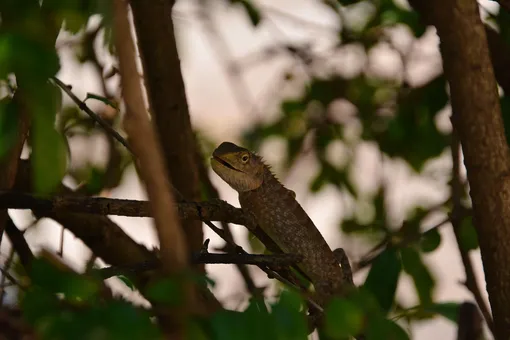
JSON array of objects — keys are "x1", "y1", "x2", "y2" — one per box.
[{"x1": 211, "y1": 141, "x2": 347, "y2": 308}]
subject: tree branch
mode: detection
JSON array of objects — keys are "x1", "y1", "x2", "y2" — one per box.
[
  {"x1": 0, "y1": 190, "x2": 253, "y2": 227},
  {"x1": 97, "y1": 253, "x2": 302, "y2": 280},
  {"x1": 4, "y1": 217, "x2": 34, "y2": 272},
  {"x1": 51, "y1": 76, "x2": 133, "y2": 154},
  {"x1": 130, "y1": 0, "x2": 205, "y2": 270},
  {"x1": 409, "y1": 0, "x2": 510, "y2": 337},
  {"x1": 113, "y1": 0, "x2": 198, "y2": 334},
  {"x1": 450, "y1": 134, "x2": 494, "y2": 334}
]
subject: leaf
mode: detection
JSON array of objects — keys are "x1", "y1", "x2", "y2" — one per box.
[
  {"x1": 363, "y1": 248, "x2": 401, "y2": 314},
  {"x1": 0, "y1": 33, "x2": 60, "y2": 83},
  {"x1": 30, "y1": 82, "x2": 68, "y2": 194},
  {"x1": 420, "y1": 227, "x2": 441, "y2": 253},
  {"x1": 375, "y1": 76, "x2": 449, "y2": 171},
  {"x1": 145, "y1": 277, "x2": 183, "y2": 305},
  {"x1": 424, "y1": 302, "x2": 461, "y2": 323},
  {"x1": 85, "y1": 92, "x2": 119, "y2": 109},
  {"x1": 271, "y1": 292, "x2": 308, "y2": 340},
  {"x1": 400, "y1": 247, "x2": 435, "y2": 305},
  {"x1": 32, "y1": 258, "x2": 100, "y2": 299},
  {"x1": 457, "y1": 216, "x2": 479, "y2": 252},
  {"x1": 230, "y1": 0, "x2": 262, "y2": 26},
  {"x1": 324, "y1": 297, "x2": 365, "y2": 338},
  {"x1": 365, "y1": 317, "x2": 410, "y2": 340},
  {"x1": 116, "y1": 275, "x2": 136, "y2": 291},
  {"x1": 211, "y1": 310, "x2": 251, "y2": 340}
]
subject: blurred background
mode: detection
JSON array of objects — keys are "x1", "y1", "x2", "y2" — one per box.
[{"x1": 2, "y1": 0, "x2": 506, "y2": 338}]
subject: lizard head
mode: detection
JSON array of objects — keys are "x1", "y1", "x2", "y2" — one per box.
[{"x1": 211, "y1": 142, "x2": 265, "y2": 192}]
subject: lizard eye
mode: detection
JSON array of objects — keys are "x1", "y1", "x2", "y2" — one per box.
[{"x1": 241, "y1": 154, "x2": 249, "y2": 163}]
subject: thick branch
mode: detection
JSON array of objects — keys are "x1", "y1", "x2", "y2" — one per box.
[
  {"x1": 410, "y1": 0, "x2": 510, "y2": 338},
  {"x1": 408, "y1": 0, "x2": 510, "y2": 96},
  {"x1": 451, "y1": 135, "x2": 494, "y2": 334},
  {"x1": 130, "y1": 0, "x2": 204, "y2": 269},
  {"x1": 0, "y1": 191, "x2": 253, "y2": 227}
]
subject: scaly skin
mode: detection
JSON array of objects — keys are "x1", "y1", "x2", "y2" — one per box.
[{"x1": 211, "y1": 142, "x2": 346, "y2": 306}]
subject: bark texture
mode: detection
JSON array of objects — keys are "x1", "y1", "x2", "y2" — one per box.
[
  {"x1": 129, "y1": 0, "x2": 204, "y2": 271},
  {"x1": 409, "y1": 0, "x2": 510, "y2": 337}
]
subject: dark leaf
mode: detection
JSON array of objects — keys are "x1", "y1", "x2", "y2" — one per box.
[
  {"x1": 457, "y1": 216, "x2": 479, "y2": 252},
  {"x1": 363, "y1": 247, "x2": 401, "y2": 314},
  {"x1": 116, "y1": 275, "x2": 136, "y2": 291},
  {"x1": 145, "y1": 277, "x2": 183, "y2": 305},
  {"x1": 365, "y1": 317, "x2": 410, "y2": 340},
  {"x1": 400, "y1": 247, "x2": 435, "y2": 305},
  {"x1": 30, "y1": 82, "x2": 68, "y2": 194},
  {"x1": 423, "y1": 302, "x2": 461, "y2": 323},
  {"x1": 419, "y1": 227, "x2": 441, "y2": 253},
  {"x1": 324, "y1": 297, "x2": 365, "y2": 338},
  {"x1": 230, "y1": 0, "x2": 262, "y2": 26}
]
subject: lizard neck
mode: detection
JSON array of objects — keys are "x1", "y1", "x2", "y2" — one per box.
[{"x1": 238, "y1": 166, "x2": 289, "y2": 205}]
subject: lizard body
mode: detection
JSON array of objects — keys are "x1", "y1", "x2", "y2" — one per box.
[{"x1": 211, "y1": 141, "x2": 346, "y2": 306}]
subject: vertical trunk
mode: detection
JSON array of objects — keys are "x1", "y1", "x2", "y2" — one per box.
[
  {"x1": 409, "y1": 0, "x2": 510, "y2": 338},
  {"x1": 129, "y1": 0, "x2": 204, "y2": 271}
]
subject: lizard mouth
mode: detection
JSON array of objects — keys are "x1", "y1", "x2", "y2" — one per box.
[{"x1": 212, "y1": 156, "x2": 243, "y2": 172}]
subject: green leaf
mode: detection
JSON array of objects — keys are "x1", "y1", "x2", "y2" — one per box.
[
  {"x1": 324, "y1": 297, "x2": 365, "y2": 338},
  {"x1": 85, "y1": 92, "x2": 119, "y2": 109},
  {"x1": 0, "y1": 33, "x2": 60, "y2": 82},
  {"x1": 420, "y1": 227, "x2": 441, "y2": 253},
  {"x1": 271, "y1": 293, "x2": 308, "y2": 340},
  {"x1": 375, "y1": 76, "x2": 449, "y2": 171},
  {"x1": 30, "y1": 82, "x2": 68, "y2": 194},
  {"x1": 363, "y1": 248, "x2": 401, "y2": 314},
  {"x1": 457, "y1": 216, "x2": 479, "y2": 251},
  {"x1": 30, "y1": 258, "x2": 100, "y2": 302},
  {"x1": 116, "y1": 275, "x2": 136, "y2": 291},
  {"x1": 145, "y1": 277, "x2": 183, "y2": 305},
  {"x1": 365, "y1": 317, "x2": 410, "y2": 340},
  {"x1": 423, "y1": 302, "x2": 461, "y2": 323},
  {"x1": 211, "y1": 310, "x2": 251, "y2": 340},
  {"x1": 230, "y1": 0, "x2": 261, "y2": 26},
  {"x1": 400, "y1": 247, "x2": 435, "y2": 305}
]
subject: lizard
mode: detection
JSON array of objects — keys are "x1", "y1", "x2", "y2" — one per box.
[{"x1": 210, "y1": 141, "x2": 348, "y2": 308}]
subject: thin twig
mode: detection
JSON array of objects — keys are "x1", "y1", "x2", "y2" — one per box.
[
  {"x1": 0, "y1": 268, "x2": 25, "y2": 291},
  {"x1": 451, "y1": 132, "x2": 495, "y2": 335},
  {"x1": 96, "y1": 252, "x2": 302, "y2": 280},
  {"x1": 0, "y1": 248, "x2": 14, "y2": 305},
  {"x1": 354, "y1": 216, "x2": 451, "y2": 272},
  {"x1": 4, "y1": 218, "x2": 34, "y2": 271},
  {"x1": 51, "y1": 76, "x2": 133, "y2": 154}
]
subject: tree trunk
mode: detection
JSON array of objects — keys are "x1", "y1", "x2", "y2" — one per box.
[
  {"x1": 410, "y1": 0, "x2": 510, "y2": 338},
  {"x1": 129, "y1": 0, "x2": 204, "y2": 272}
]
